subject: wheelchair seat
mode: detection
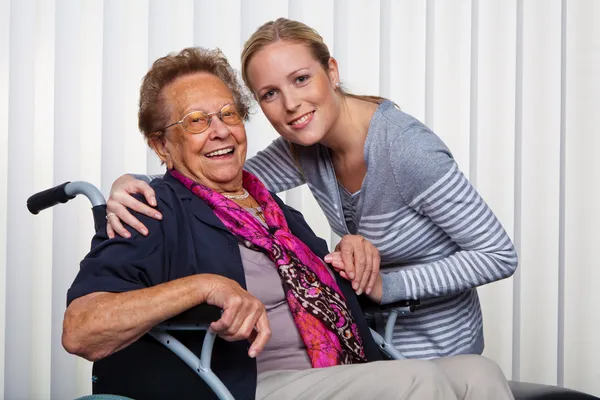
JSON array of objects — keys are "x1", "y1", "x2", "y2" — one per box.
[{"x1": 509, "y1": 381, "x2": 599, "y2": 400}]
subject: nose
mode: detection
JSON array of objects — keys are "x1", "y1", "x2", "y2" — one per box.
[
  {"x1": 282, "y1": 91, "x2": 301, "y2": 112},
  {"x1": 207, "y1": 116, "x2": 231, "y2": 140}
]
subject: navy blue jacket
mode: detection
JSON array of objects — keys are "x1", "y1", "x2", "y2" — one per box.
[{"x1": 67, "y1": 172, "x2": 382, "y2": 400}]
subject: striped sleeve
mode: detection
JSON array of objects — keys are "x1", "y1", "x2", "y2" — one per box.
[
  {"x1": 131, "y1": 174, "x2": 161, "y2": 183},
  {"x1": 244, "y1": 137, "x2": 306, "y2": 193},
  {"x1": 380, "y1": 127, "x2": 518, "y2": 304}
]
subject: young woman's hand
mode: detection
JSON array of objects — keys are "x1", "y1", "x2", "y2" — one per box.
[
  {"x1": 105, "y1": 174, "x2": 162, "y2": 238},
  {"x1": 324, "y1": 235, "x2": 381, "y2": 298}
]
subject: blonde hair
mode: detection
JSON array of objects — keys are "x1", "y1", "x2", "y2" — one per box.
[{"x1": 241, "y1": 18, "x2": 385, "y2": 105}]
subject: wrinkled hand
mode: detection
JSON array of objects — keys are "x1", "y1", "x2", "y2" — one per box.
[
  {"x1": 324, "y1": 234, "x2": 381, "y2": 297},
  {"x1": 106, "y1": 174, "x2": 162, "y2": 239},
  {"x1": 204, "y1": 276, "x2": 271, "y2": 358}
]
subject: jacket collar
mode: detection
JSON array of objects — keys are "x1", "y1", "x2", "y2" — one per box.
[
  {"x1": 161, "y1": 171, "x2": 305, "y2": 239},
  {"x1": 161, "y1": 171, "x2": 231, "y2": 233}
]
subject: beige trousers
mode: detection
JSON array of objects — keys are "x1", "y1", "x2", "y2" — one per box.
[{"x1": 256, "y1": 354, "x2": 514, "y2": 400}]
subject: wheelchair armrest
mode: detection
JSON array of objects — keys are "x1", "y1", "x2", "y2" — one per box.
[
  {"x1": 378, "y1": 299, "x2": 420, "y2": 312},
  {"x1": 160, "y1": 304, "x2": 222, "y2": 327},
  {"x1": 360, "y1": 296, "x2": 420, "y2": 315},
  {"x1": 359, "y1": 297, "x2": 420, "y2": 350},
  {"x1": 148, "y1": 304, "x2": 235, "y2": 400}
]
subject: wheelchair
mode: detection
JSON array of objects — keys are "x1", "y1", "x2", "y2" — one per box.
[{"x1": 27, "y1": 181, "x2": 598, "y2": 400}]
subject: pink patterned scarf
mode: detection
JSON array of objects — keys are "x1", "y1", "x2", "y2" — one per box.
[{"x1": 170, "y1": 169, "x2": 366, "y2": 367}]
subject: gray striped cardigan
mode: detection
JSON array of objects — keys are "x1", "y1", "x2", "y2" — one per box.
[{"x1": 243, "y1": 100, "x2": 518, "y2": 358}]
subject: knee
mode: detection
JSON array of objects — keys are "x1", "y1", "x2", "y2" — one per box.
[
  {"x1": 391, "y1": 360, "x2": 460, "y2": 390},
  {"x1": 459, "y1": 355, "x2": 508, "y2": 384},
  {"x1": 407, "y1": 359, "x2": 450, "y2": 381},
  {"x1": 375, "y1": 360, "x2": 457, "y2": 399},
  {"x1": 455, "y1": 355, "x2": 513, "y2": 398},
  {"x1": 376, "y1": 359, "x2": 445, "y2": 381}
]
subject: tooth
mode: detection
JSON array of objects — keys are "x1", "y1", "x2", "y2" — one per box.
[{"x1": 207, "y1": 148, "x2": 233, "y2": 157}]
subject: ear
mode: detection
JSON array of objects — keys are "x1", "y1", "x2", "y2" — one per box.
[
  {"x1": 150, "y1": 135, "x2": 172, "y2": 168},
  {"x1": 327, "y1": 57, "x2": 340, "y2": 87}
]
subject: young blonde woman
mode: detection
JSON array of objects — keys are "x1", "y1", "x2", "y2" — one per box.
[{"x1": 106, "y1": 18, "x2": 518, "y2": 360}]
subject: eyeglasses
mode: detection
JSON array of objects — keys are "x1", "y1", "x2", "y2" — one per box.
[{"x1": 161, "y1": 103, "x2": 244, "y2": 134}]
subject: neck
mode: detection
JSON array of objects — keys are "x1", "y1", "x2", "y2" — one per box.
[{"x1": 319, "y1": 96, "x2": 378, "y2": 158}]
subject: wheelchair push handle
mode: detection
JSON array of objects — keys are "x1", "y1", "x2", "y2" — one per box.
[
  {"x1": 27, "y1": 182, "x2": 75, "y2": 215},
  {"x1": 27, "y1": 181, "x2": 106, "y2": 215}
]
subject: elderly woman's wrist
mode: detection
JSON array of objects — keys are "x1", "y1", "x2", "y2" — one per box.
[{"x1": 194, "y1": 273, "x2": 234, "y2": 305}]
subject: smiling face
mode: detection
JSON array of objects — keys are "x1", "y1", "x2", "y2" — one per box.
[
  {"x1": 152, "y1": 72, "x2": 248, "y2": 193},
  {"x1": 246, "y1": 40, "x2": 341, "y2": 146}
]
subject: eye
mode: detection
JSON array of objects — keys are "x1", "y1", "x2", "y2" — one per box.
[
  {"x1": 295, "y1": 75, "x2": 310, "y2": 84},
  {"x1": 262, "y1": 89, "x2": 276, "y2": 100}
]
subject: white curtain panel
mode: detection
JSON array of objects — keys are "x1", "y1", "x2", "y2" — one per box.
[{"x1": 1, "y1": 0, "x2": 598, "y2": 398}]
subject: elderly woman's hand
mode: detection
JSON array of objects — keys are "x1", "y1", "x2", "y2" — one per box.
[
  {"x1": 106, "y1": 174, "x2": 162, "y2": 239},
  {"x1": 324, "y1": 235, "x2": 381, "y2": 298},
  {"x1": 204, "y1": 275, "x2": 272, "y2": 358}
]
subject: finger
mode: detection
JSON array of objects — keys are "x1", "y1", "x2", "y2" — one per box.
[
  {"x1": 216, "y1": 297, "x2": 246, "y2": 336},
  {"x1": 325, "y1": 252, "x2": 344, "y2": 269},
  {"x1": 224, "y1": 303, "x2": 252, "y2": 336},
  {"x1": 107, "y1": 201, "x2": 148, "y2": 237},
  {"x1": 331, "y1": 260, "x2": 345, "y2": 270},
  {"x1": 339, "y1": 270, "x2": 350, "y2": 280},
  {"x1": 356, "y1": 245, "x2": 373, "y2": 295},
  {"x1": 340, "y1": 245, "x2": 355, "y2": 280},
  {"x1": 323, "y1": 251, "x2": 342, "y2": 264},
  {"x1": 209, "y1": 308, "x2": 235, "y2": 335},
  {"x1": 112, "y1": 190, "x2": 162, "y2": 220},
  {"x1": 366, "y1": 252, "x2": 380, "y2": 295},
  {"x1": 351, "y1": 241, "x2": 367, "y2": 291},
  {"x1": 230, "y1": 307, "x2": 262, "y2": 341},
  {"x1": 106, "y1": 220, "x2": 116, "y2": 239},
  {"x1": 106, "y1": 210, "x2": 131, "y2": 239},
  {"x1": 248, "y1": 313, "x2": 271, "y2": 358},
  {"x1": 136, "y1": 181, "x2": 158, "y2": 207}
]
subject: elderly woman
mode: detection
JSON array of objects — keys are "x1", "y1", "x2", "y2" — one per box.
[{"x1": 62, "y1": 47, "x2": 514, "y2": 400}]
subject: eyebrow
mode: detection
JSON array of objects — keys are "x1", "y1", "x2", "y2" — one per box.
[
  {"x1": 256, "y1": 67, "x2": 310, "y2": 94},
  {"x1": 182, "y1": 102, "x2": 233, "y2": 115},
  {"x1": 287, "y1": 67, "x2": 309, "y2": 79}
]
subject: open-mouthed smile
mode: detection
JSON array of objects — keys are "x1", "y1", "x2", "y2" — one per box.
[
  {"x1": 288, "y1": 111, "x2": 315, "y2": 129},
  {"x1": 205, "y1": 147, "x2": 234, "y2": 159}
]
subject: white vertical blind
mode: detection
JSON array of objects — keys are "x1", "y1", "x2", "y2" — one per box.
[
  {"x1": 430, "y1": 0, "x2": 472, "y2": 171},
  {"x1": 52, "y1": 1, "x2": 104, "y2": 398},
  {"x1": 380, "y1": 0, "x2": 426, "y2": 121},
  {"x1": 147, "y1": 0, "x2": 194, "y2": 175},
  {"x1": 2, "y1": 1, "x2": 599, "y2": 398},
  {"x1": 475, "y1": 0, "x2": 517, "y2": 378},
  {"x1": 0, "y1": 0, "x2": 11, "y2": 397},
  {"x1": 100, "y1": 0, "x2": 149, "y2": 194},
  {"x1": 520, "y1": 0, "x2": 562, "y2": 386},
  {"x1": 564, "y1": 0, "x2": 600, "y2": 395}
]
